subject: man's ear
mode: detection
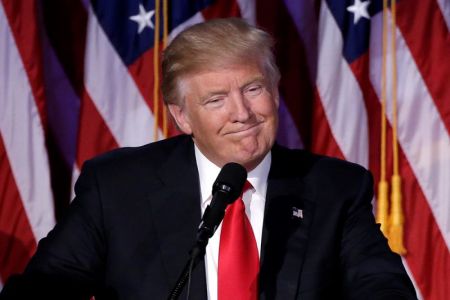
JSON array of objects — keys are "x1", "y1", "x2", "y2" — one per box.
[
  {"x1": 168, "y1": 104, "x2": 193, "y2": 135},
  {"x1": 274, "y1": 91, "x2": 280, "y2": 108},
  {"x1": 272, "y1": 87, "x2": 280, "y2": 109}
]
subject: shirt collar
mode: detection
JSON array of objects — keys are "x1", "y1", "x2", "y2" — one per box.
[{"x1": 194, "y1": 143, "x2": 271, "y2": 207}]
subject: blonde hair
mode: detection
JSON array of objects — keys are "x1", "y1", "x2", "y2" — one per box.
[{"x1": 162, "y1": 18, "x2": 280, "y2": 105}]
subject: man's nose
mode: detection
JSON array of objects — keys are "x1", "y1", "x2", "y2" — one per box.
[{"x1": 230, "y1": 93, "x2": 252, "y2": 122}]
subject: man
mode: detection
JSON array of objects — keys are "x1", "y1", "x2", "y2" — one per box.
[{"x1": 1, "y1": 18, "x2": 416, "y2": 299}]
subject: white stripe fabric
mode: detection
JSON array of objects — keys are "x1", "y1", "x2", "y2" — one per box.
[
  {"x1": 168, "y1": 12, "x2": 205, "y2": 43},
  {"x1": 316, "y1": 2, "x2": 369, "y2": 167},
  {"x1": 436, "y1": 0, "x2": 450, "y2": 30},
  {"x1": 84, "y1": 4, "x2": 162, "y2": 147},
  {"x1": 369, "y1": 12, "x2": 450, "y2": 250},
  {"x1": 70, "y1": 165, "x2": 81, "y2": 202},
  {"x1": 402, "y1": 257, "x2": 423, "y2": 300},
  {"x1": 0, "y1": 4, "x2": 55, "y2": 240}
]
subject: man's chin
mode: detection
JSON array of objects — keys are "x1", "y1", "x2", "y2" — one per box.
[{"x1": 230, "y1": 151, "x2": 266, "y2": 171}]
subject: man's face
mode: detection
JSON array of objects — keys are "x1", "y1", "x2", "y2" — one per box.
[{"x1": 168, "y1": 63, "x2": 279, "y2": 171}]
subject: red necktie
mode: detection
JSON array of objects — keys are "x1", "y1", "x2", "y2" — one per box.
[{"x1": 218, "y1": 181, "x2": 259, "y2": 300}]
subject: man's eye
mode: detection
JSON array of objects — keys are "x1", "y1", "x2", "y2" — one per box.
[
  {"x1": 245, "y1": 85, "x2": 263, "y2": 97},
  {"x1": 204, "y1": 97, "x2": 225, "y2": 107}
]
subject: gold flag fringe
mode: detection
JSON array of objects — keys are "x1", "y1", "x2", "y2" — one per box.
[
  {"x1": 376, "y1": 0, "x2": 390, "y2": 237},
  {"x1": 377, "y1": 0, "x2": 406, "y2": 255},
  {"x1": 153, "y1": 0, "x2": 161, "y2": 141}
]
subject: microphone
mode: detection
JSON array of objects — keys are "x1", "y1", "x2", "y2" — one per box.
[
  {"x1": 196, "y1": 162, "x2": 247, "y2": 248},
  {"x1": 168, "y1": 162, "x2": 247, "y2": 300}
]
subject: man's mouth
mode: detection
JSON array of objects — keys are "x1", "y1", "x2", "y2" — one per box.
[{"x1": 226, "y1": 122, "x2": 263, "y2": 136}]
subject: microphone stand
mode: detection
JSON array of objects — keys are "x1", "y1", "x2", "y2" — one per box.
[
  {"x1": 167, "y1": 189, "x2": 229, "y2": 300},
  {"x1": 167, "y1": 244, "x2": 204, "y2": 300}
]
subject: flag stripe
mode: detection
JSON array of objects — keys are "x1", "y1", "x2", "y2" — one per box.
[
  {"x1": 127, "y1": 46, "x2": 180, "y2": 138},
  {"x1": 348, "y1": 54, "x2": 383, "y2": 182},
  {"x1": 396, "y1": 0, "x2": 450, "y2": 136},
  {"x1": 0, "y1": 1, "x2": 55, "y2": 242},
  {"x1": 436, "y1": 0, "x2": 450, "y2": 30},
  {"x1": 0, "y1": 135, "x2": 37, "y2": 282},
  {"x1": 370, "y1": 12, "x2": 450, "y2": 251},
  {"x1": 76, "y1": 90, "x2": 119, "y2": 166},
  {"x1": 316, "y1": 2, "x2": 369, "y2": 167},
  {"x1": 311, "y1": 89, "x2": 346, "y2": 160},
  {"x1": 127, "y1": 46, "x2": 158, "y2": 112}
]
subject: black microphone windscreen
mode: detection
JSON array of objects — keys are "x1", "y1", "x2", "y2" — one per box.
[{"x1": 212, "y1": 162, "x2": 247, "y2": 200}]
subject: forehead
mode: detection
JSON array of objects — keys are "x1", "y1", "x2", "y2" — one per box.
[{"x1": 179, "y1": 63, "x2": 266, "y2": 98}]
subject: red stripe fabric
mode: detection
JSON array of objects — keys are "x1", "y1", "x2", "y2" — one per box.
[
  {"x1": 202, "y1": 0, "x2": 241, "y2": 19},
  {"x1": 128, "y1": 46, "x2": 159, "y2": 111},
  {"x1": 1, "y1": 0, "x2": 53, "y2": 284},
  {"x1": 76, "y1": 89, "x2": 119, "y2": 167},
  {"x1": 396, "y1": 0, "x2": 450, "y2": 135},
  {"x1": 1, "y1": 0, "x2": 48, "y2": 128},
  {"x1": 311, "y1": 88, "x2": 346, "y2": 160},
  {"x1": 127, "y1": 45, "x2": 179, "y2": 138},
  {"x1": 348, "y1": 54, "x2": 385, "y2": 182},
  {"x1": 0, "y1": 135, "x2": 36, "y2": 281}
]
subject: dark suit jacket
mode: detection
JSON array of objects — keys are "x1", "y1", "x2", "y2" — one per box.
[{"x1": 1, "y1": 135, "x2": 416, "y2": 299}]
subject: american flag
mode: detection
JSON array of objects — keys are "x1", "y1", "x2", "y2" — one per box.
[{"x1": 0, "y1": 0, "x2": 448, "y2": 299}]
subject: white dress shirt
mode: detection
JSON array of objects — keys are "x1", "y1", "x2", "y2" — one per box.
[{"x1": 194, "y1": 144, "x2": 271, "y2": 300}]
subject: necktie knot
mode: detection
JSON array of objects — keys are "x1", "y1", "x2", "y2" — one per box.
[
  {"x1": 235, "y1": 180, "x2": 252, "y2": 211},
  {"x1": 242, "y1": 180, "x2": 253, "y2": 194}
]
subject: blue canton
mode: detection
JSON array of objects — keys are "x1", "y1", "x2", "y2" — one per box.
[{"x1": 326, "y1": 0, "x2": 383, "y2": 63}]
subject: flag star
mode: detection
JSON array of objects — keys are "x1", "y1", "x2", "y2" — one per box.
[
  {"x1": 129, "y1": 4, "x2": 155, "y2": 34},
  {"x1": 347, "y1": 0, "x2": 371, "y2": 24}
]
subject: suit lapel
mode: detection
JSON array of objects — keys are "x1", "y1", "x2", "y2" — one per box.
[
  {"x1": 146, "y1": 137, "x2": 207, "y2": 299},
  {"x1": 260, "y1": 146, "x2": 316, "y2": 300}
]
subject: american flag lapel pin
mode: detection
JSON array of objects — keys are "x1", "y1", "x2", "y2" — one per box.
[{"x1": 292, "y1": 207, "x2": 303, "y2": 219}]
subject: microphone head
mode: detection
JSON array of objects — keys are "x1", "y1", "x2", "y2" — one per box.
[{"x1": 212, "y1": 162, "x2": 247, "y2": 202}]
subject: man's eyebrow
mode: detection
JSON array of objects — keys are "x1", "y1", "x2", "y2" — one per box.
[
  {"x1": 240, "y1": 75, "x2": 266, "y2": 89},
  {"x1": 199, "y1": 89, "x2": 229, "y2": 103},
  {"x1": 198, "y1": 75, "x2": 266, "y2": 103}
]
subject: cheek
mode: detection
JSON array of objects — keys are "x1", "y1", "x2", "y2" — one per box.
[
  {"x1": 257, "y1": 99, "x2": 278, "y2": 119},
  {"x1": 190, "y1": 111, "x2": 223, "y2": 136}
]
